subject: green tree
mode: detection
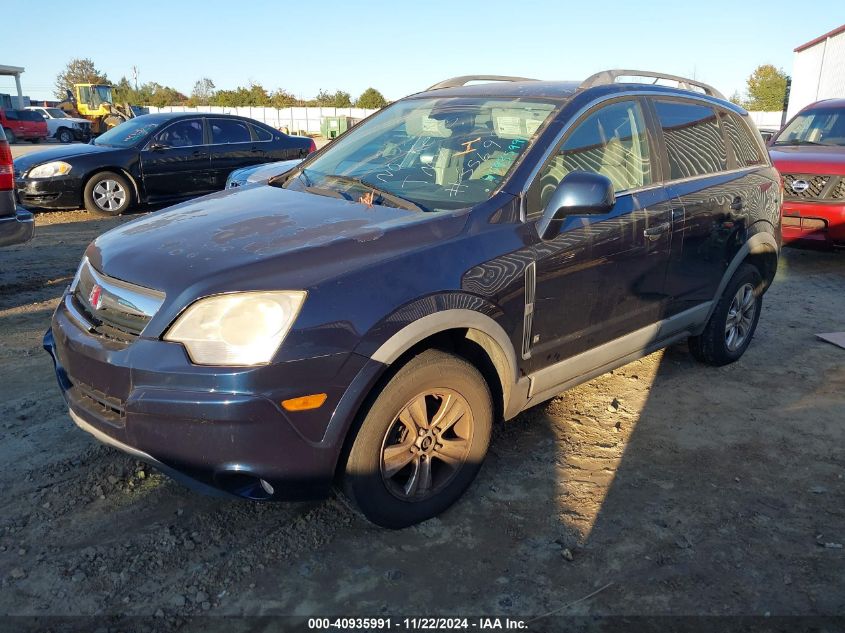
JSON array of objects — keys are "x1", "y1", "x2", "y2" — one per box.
[
  {"x1": 190, "y1": 77, "x2": 216, "y2": 106},
  {"x1": 314, "y1": 89, "x2": 352, "y2": 107},
  {"x1": 355, "y1": 87, "x2": 387, "y2": 109},
  {"x1": 728, "y1": 90, "x2": 744, "y2": 107},
  {"x1": 54, "y1": 58, "x2": 110, "y2": 99},
  {"x1": 270, "y1": 88, "x2": 297, "y2": 108},
  {"x1": 744, "y1": 65, "x2": 788, "y2": 111}
]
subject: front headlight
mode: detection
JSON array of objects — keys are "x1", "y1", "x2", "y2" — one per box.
[
  {"x1": 163, "y1": 291, "x2": 306, "y2": 366},
  {"x1": 28, "y1": 161, "x2": 72, "y2": 178}
]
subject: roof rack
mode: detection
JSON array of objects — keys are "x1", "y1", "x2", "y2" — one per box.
[
  {"x1": 579, "y1": 69, "x2": 726, "y2": 100},
  {"x1": 427, "y1": 75, "x2": 538, "y2": 91}
]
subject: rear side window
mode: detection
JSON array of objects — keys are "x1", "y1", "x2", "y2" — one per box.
[
  {"x1": 654, "y1": 100, "x2": 727, "y2": 179},
  {"x1": 4, "y1": 110, "x2": 18, "y2": 120},
  {"x1": 210, "y1": 119, "x2": 251, "y2": 144},
  {"x1": 721, "y1": 113, "x2": 765, "y2": 167},
  {"x1": 252, "y1": 124, "x2": 273, "y2": 142}
]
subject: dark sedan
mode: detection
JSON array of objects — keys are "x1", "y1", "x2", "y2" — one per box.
[{"x1": 13, "y1": 113, "x2": 315, "y2": 215}]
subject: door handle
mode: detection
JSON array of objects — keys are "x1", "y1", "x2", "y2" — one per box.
[
  {"x1": 730, "y1": 196, "x2": 743, "y2": 211},
  {"x1": 250, "y1": 146, "x2": 262, "y2": 153},
  {"x1": 192, "y1": 150, "x2": 203, "y2": 157},
  {"x1": 643, "y1": 222, "x2": 671, "y2": 241}
]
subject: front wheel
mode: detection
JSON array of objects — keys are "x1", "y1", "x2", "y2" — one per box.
[
  {"x1": 83, "y1": 171, "x2": 133, "y2": 216},
  {"x1": 57, "y1": 128, "x2": 74, "y2": 143},
  {"x1": 4, "y1": 128, "x2": 16, "y2": 144},
  {"x1": 342, "y1": 349, "x2": 493, "y2": 528},
  {"x1": 688, "y1": 263, "x2": 763, "y2": 366},
  {"x1": 30, "y1": 137, "x2": 41, "y2": 144}
]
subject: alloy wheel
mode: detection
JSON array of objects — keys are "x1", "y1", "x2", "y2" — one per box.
[
  {"x1": 380, "y1": 389, "x2": 474, "y2": 501},
  {"x1": 92, "y1": 179, "x2": 127, "y2": 212},
  {"x1": 725, "y1": 282, "x2": 756, "y2": 352}
]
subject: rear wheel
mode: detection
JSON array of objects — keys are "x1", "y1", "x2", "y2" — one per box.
[
  {"x1": 688, "y1": 263, "x2": 763, "y2": 366},
  {"x1": 57, "y1": 128, "x2": 74, "y2": 143},
  {"x1": 342, "y1": 349, "x2": 493, "y2": 528},
  {"x1": 4, "y1": 128, "x2": 15, "y2": 144},
  {"x1": 83, "y1": 171, "x2": 133, "y2": 216}
]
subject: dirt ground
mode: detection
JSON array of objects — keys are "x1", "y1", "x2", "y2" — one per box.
[{"x1": 0, "y1": 209, "x2": 843, "y2": 630}]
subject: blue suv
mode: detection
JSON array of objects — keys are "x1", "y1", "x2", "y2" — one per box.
[{"x1": 44, "y1": 71, "x2": 781, "y2": 527}]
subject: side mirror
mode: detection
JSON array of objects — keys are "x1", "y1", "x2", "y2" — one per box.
[{"x1": 537, "y1": 171, "x2": 615, "y2": 240}]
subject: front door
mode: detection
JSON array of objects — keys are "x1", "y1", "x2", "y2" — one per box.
[
  {"x1": 523, "y1": 98, "x2": 673, "y2": 371},
  {"x1": 139, "y1": 118, "x2": 211, "y2": 200}
]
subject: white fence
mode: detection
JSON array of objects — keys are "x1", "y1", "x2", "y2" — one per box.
[
  {"x1": 746, "y1": 111, "x2": 784, "y2": 130},
  {"x1": 145, "y1": 105, "x2": 378, "y2": 134}
]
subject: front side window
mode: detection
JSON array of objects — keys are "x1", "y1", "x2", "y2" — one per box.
[
  {"x1": 276, "y1": 97, "x2": 557, "y2": 211},
  {"x1": 654, "y1": 100, "x2": 727, "y2": 179},
  {"x1": 774, "y1": 107, "x2": 845, "y2": 147},
  {"x1": 45, "y1": 108, "x2": 68, "y2": 119},
  {"x1": 151, "y1": 119, "x2": 204, "y2": 148},
  {"x1": 211, "y1": 119, "x2": 251, "y2": 144},
  {"x1": 527, "y1": 99, "x2": 652, "y2": 215}
]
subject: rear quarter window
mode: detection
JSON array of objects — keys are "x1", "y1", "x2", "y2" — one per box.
[
  {"x1": 721, "y1": 113, "x2": 765, "y2": 167},
  {"x1": 252, "y1": 124, "x2": 274, "y2": 142},
  {"x1": 654, "y1": 100, "x2": 728, "y2": 179}
]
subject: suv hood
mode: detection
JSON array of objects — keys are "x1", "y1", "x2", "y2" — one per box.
[
  {"x1": 769, "y1": 145, "x2": 845, "y2": 175},
  {"x1": 13, "y1": 142, "x2": 122, "y2": 173},
  {"x1": 87, "y1": 184, "x2": 471, "y2": 299}
]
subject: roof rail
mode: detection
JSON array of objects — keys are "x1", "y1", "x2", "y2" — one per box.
[
  {"x1": 427, "y1": 75, "x2": 538, "y2": 91},
  {"x1": 579, "y1": 69, "x2": 726, "y2": 100}
]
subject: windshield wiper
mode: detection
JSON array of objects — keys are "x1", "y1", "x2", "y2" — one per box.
[
  {"x1": 323, "y1": 174, "x2": 429, "y2": 212},
  {"x1": 773, "y1": 139, "x2": 823, "y2": 146}
]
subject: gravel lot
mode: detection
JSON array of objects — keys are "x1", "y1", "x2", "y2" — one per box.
[{"x1": 0, "y1": 204, "x2": 843, "y2": 629}]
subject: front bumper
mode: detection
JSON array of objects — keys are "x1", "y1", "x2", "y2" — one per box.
[
  {"x1": 44, "y1": 297, "x2": 381, "y2": 501},
  {"x1": 0, "y1": 208, "x2": 35, "y2": 246},
  {"x1": 782, "y1": 200, "x2": 845, "y2": 247},
  {"x1": 15, "y1": 176, "x2": 83, "y2": 210}
]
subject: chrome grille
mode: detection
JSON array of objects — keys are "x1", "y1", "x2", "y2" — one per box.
[
  {"x1": 68, "y1": 258, "x2": 164, "y2": 343},
  {"x1": 783, "y1": 174, "x2": 845, "y2": 201}
]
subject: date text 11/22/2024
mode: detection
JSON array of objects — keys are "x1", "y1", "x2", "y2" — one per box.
[{"x1": 307, "y1": 617, "x2": 529, "y2": 630}]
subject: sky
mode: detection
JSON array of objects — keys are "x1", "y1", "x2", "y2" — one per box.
[{"x1": 1, "y1": 0, "x2": 842, "y2": 104}]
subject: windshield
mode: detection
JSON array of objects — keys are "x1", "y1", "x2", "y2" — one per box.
[
  {"x1": 91, "y1": 85, "x2": 113, "y2": 106},
  {"x1": 93, "y1": 118, "x2": 159, "y2": 148},
  {"x1": 45, "y1": 108, "x2": 68, "y2": 118},
  {"x1": 774, "y1": 107, "x2": 845, "y2": 146},
  {"x1": 275, "y1": 97, "x2": 557, "y2": 210}
]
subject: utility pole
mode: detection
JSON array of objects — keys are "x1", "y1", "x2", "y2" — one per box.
[{"x1": 132, "y1": 66, "x2": 139, "y2": 90}]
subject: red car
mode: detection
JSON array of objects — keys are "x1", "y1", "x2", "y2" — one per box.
[
  {"x1": 0, "y1": 108, "x2": 49, "y2": 144},
  {"x1": 769, "y1": 98, "x2": 845, "y2": 248}
]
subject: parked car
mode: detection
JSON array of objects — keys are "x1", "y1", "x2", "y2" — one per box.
[
  {"x1": 757, "y1": 127, "x2": 779, "y2": 144},
  {"x1": 0, "y1": 108, "x2": 49, "y2": 144},
  {"x1": 769, "y1": 99, "x2": 845, "y2": 248},
  {"x1": 13, "y1": 113, "x2": 315, "y2": 215},
  {"x1": 44, "y1": 71, "x2": 781, "y2": 528},
  {"x1": 226, "y1": 158, "x2": 303, "y2": 188},
  {"x1": 0, "y1": 126, "x2": 34, "y2": 246},
  {"x1": 26, "y1": 106, "x2": 92, "y2": 143}
]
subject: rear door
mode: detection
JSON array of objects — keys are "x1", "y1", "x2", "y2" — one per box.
[
  {"x1": 139, "y1": 118, "x2": 212, "y2": 200},
  {"x1": 650, "y1": 99, "x2": 757, "y2": 317},
  {"x1": 524, "y1": 97, "x2": 674, "y2": 369},
  {"x1": 4, "y1": 110, "x2": 25, "y2": 138},
  {"x1": 208, "y1": 118, "x2": 262, "y2": 189}
]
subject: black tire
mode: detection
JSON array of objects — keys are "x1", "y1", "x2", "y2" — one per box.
[
  {"x1": 83, "y1": 171, "x2": 133, "y2": 216},
  {"x1": 342, "y1": 349, "x2": 493, "y2": 529},
  {"x1": 30, "y1": 137, "x2": 41, "y2": 144},
  {"x1": 4, "y1": 128, "x2": 15, "y2": 144},
  {"x1": 688, "y1": 263, "x2": 763, "y2": 366},
  {"x1": 57, "y1": 128, "x2": 73, "y2": 143}
]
